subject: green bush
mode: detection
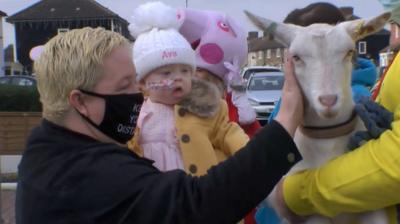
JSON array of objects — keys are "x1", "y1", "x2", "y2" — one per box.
[{"x1": 0, "y1": 85, "x2": 42, "y2": 112}]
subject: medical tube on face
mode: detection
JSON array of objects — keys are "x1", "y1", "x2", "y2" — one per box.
[{"x1": 145, "y1": 78, "x2": 175, "y2": 90}]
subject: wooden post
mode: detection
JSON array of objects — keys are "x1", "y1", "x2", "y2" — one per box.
[
  {"x1": 0, "y1": 112, "x2": 42, "y2": 155},
  {"x1": 0, "y1": 112, "x2": 41, "y2": 224}
]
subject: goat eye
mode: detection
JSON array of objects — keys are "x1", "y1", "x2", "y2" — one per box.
[
  {"x1": 292, "y1": 55, "x2": 301, "y2": 62},
  {"x1": 346, "y1": 50, "x2": 354, "y2": 58}
]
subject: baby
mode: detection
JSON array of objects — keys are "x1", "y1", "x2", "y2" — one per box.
[
  {"x1": 128, "y1": 2, "x2": 248, "y2": 175},
  {"x1": 179, "y1": 8, "x2": 261, "y2": 137},
  {"x1": 179, "y1": 8, "x2": 261, "y2": 224}
]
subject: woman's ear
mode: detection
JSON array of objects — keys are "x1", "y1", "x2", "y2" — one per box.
[{"x1": 69, "y1": 89, "x2": 88, "y2": 115}]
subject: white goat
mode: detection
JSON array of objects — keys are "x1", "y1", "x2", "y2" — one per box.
[{"x1": 245, "y1": 11, "x2": 392, "y2": 224}]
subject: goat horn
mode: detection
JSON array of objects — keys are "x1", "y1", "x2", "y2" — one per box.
[{"x1": 244, "y1": 10, "x2": 277, "y2": 34}]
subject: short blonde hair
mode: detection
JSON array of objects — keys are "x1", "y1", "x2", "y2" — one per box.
[{"x1": 35, "y1": 27, "x2": 130, "y2": 123}]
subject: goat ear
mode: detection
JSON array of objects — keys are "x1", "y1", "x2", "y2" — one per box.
[
  {"x1": 244, "y1": 10, "x2": 297, "y2": 46},
  {"x1": 344, "y1": 12, "x2": 391, "y2": 41}
]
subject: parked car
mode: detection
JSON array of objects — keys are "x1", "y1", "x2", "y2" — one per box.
[
  {"x1": 0, "y1": 75, "x2": 36, "y2": 87},
  {"x1": 246, "y1": 70, "x2": 284, "y2": 125},
  {"x1": 241, "y1": 66, "x2": 282, "y2": 81}
]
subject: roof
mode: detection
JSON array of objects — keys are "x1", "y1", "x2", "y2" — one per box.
[
  {"x1": 7, "y1": 0, "x2": 127, "y2": 23},
  {"x1": 380, "y1": 43, "x2": 400, "y2": 53},
  {"x1": 373, "y1": 28, "x2": 390, "y2": 35},
  {"x1": 248, "y1": 36, "x2": 285, "y2": 52},
  {"x1": 339, "y1": 7, "x2": 360, "y2": 21},
  {"x1": 0, "y1": 10, "x2": 7, "y2": 17}
]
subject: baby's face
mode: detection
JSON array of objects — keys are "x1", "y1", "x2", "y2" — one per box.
[{"x1": 144, "y1": 64, "x2": 193, "y2": 105}]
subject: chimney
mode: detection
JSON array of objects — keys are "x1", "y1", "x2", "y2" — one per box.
[
  {"x1": 263, "y1": 31, "x2": 274, "y2": 40},
  {"x1": 340, "y1": 7, "x2": 354, "y2": 20},
  {"x1": 247, "y1": 31, "x2": 258, "y2": 41}
]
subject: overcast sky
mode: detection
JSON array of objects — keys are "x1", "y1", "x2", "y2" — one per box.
[{"x1": 0, "y1": 0, "x2": 386, "y2": 47}]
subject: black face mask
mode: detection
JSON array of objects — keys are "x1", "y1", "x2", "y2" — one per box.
[{"x1": 77, "y1": 89, "x2": 144, "y2": 144}]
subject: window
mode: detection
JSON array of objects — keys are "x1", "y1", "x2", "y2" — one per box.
[
  {"x1": 19, "y1": 78, "x2": 34, "y2": 86},
  {"x1": 0, "y1": 77, "x2": 10, "y2": 85},
  {"x1": 58, "y1": 28, "x2": 69, "y2": 34},
  {"x1": 380, "y1": 53, "x2": 388, "y2": 67},
  {"x1": 258, "y1": 51, "x2": 264, "y2": 59},
  {"x1": 276, "y1": 48, "x2": 281, "y2": 58},
  {"x1": 266, "y1": 49, "x2": 271, "y2": 59},
  {"x1": 358, "y1": 41, "x2": 367, "y2": 54},
  {"x1": 248, "y1": 74, "x2": 284, "y2": 91},
  {"x1": 11, "y1": 77, "x2": 35, "y2": 86},
  {"x1": 242, "y1": 67, "x2": 282, "y2": 80},
  {"x1": 249, "y1": 53, "x2": 256, "y2": 66}
]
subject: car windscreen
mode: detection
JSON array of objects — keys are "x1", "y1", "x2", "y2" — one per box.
[
  {"x1": 11, "y1": 77, "x2": 35, "y2": 86},
  {"x1": 248, "y1": 74, "x2": 284, "y2": 91},
  {"x1": 243, "y1": 68, "x2": 281, "y2": 80},
  {"x1": 0, "y1": 77, "x2": 10, "y2": 85}
]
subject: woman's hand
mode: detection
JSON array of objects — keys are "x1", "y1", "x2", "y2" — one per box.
[{"x1": 275, "y1": 55, "x2": 304, "y2": 137}]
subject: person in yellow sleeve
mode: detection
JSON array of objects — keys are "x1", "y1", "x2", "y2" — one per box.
[{"x1": 275, "y1": 30, "x2": 400, "y2": 224}]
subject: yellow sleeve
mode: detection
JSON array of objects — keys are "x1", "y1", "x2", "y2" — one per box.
[
  {"x1": 283, "y1": 108, "x2": 400, "y2": 218},
  {"x1": 126, "y1": 127, "x2": 143, "y2": 157},
  {"x1": 212, "y1": 100, "x2": 249, "y2": 156}
]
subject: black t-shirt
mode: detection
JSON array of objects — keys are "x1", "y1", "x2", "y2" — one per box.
[{"x1": 16, "y1": 119, "x2": 300, "y2": 224}]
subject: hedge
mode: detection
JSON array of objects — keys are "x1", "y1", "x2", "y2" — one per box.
[{"x1": 0, "y1": 85, "x2": 42, "y2": 112}]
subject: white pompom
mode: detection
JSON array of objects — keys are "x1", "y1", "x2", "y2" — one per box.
[{"x1": 129, "y1": 1, "x2": 182, "y2": 38}]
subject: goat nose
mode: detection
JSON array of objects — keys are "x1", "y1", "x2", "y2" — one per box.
[{"x1": 318, "y1": 94, "x2": 338, "y2": 107}]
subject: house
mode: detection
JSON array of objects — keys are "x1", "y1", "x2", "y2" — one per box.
[
  {"x1": 0, "y1": 10, "x2": 7, "y2": 76},
  {"x1": 4, "y1": 44, "x2": 24, "y2": 76},
  {"x1": 6, "y1": 0, "x2": 133, "y2": 74},
  {"x1": 246, "y1": 7, "x2": 390, "y2": 68},
  {"x1": 247, "y1": 31, "x2": 285, "y2": 67}
]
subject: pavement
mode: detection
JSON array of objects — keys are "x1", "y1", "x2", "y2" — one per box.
[{"x1": 1, "y1": 189, "x2": 16, "y2": 224}]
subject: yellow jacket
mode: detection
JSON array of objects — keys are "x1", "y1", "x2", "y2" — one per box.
[
  {"x1": 174, "y1": 100, "x2": 249, "y2": 176},
  {"x1": 129, "y1": 78, "x2": 249, "y2": 176},
  {"x1": 283, "y1": 53, "x2": 400, "y2": 223}
]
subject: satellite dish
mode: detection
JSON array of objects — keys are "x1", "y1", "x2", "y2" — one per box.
[{"x1": 29, "y1": 45, "x2": 44, "y2": 61}]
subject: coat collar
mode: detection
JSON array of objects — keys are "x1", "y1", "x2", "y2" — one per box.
[{"x1": 178, "y1": 78, "x2": 220, "y2": 118}]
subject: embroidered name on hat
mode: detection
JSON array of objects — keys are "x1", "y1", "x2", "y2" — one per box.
[{"x1": 162, "y1": 51, "x2": 177, "y2": 59}]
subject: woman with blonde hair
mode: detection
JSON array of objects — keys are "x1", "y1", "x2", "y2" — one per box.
[{"x1": 16, "y1": 25, "x2": 304, "y2": 223}]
